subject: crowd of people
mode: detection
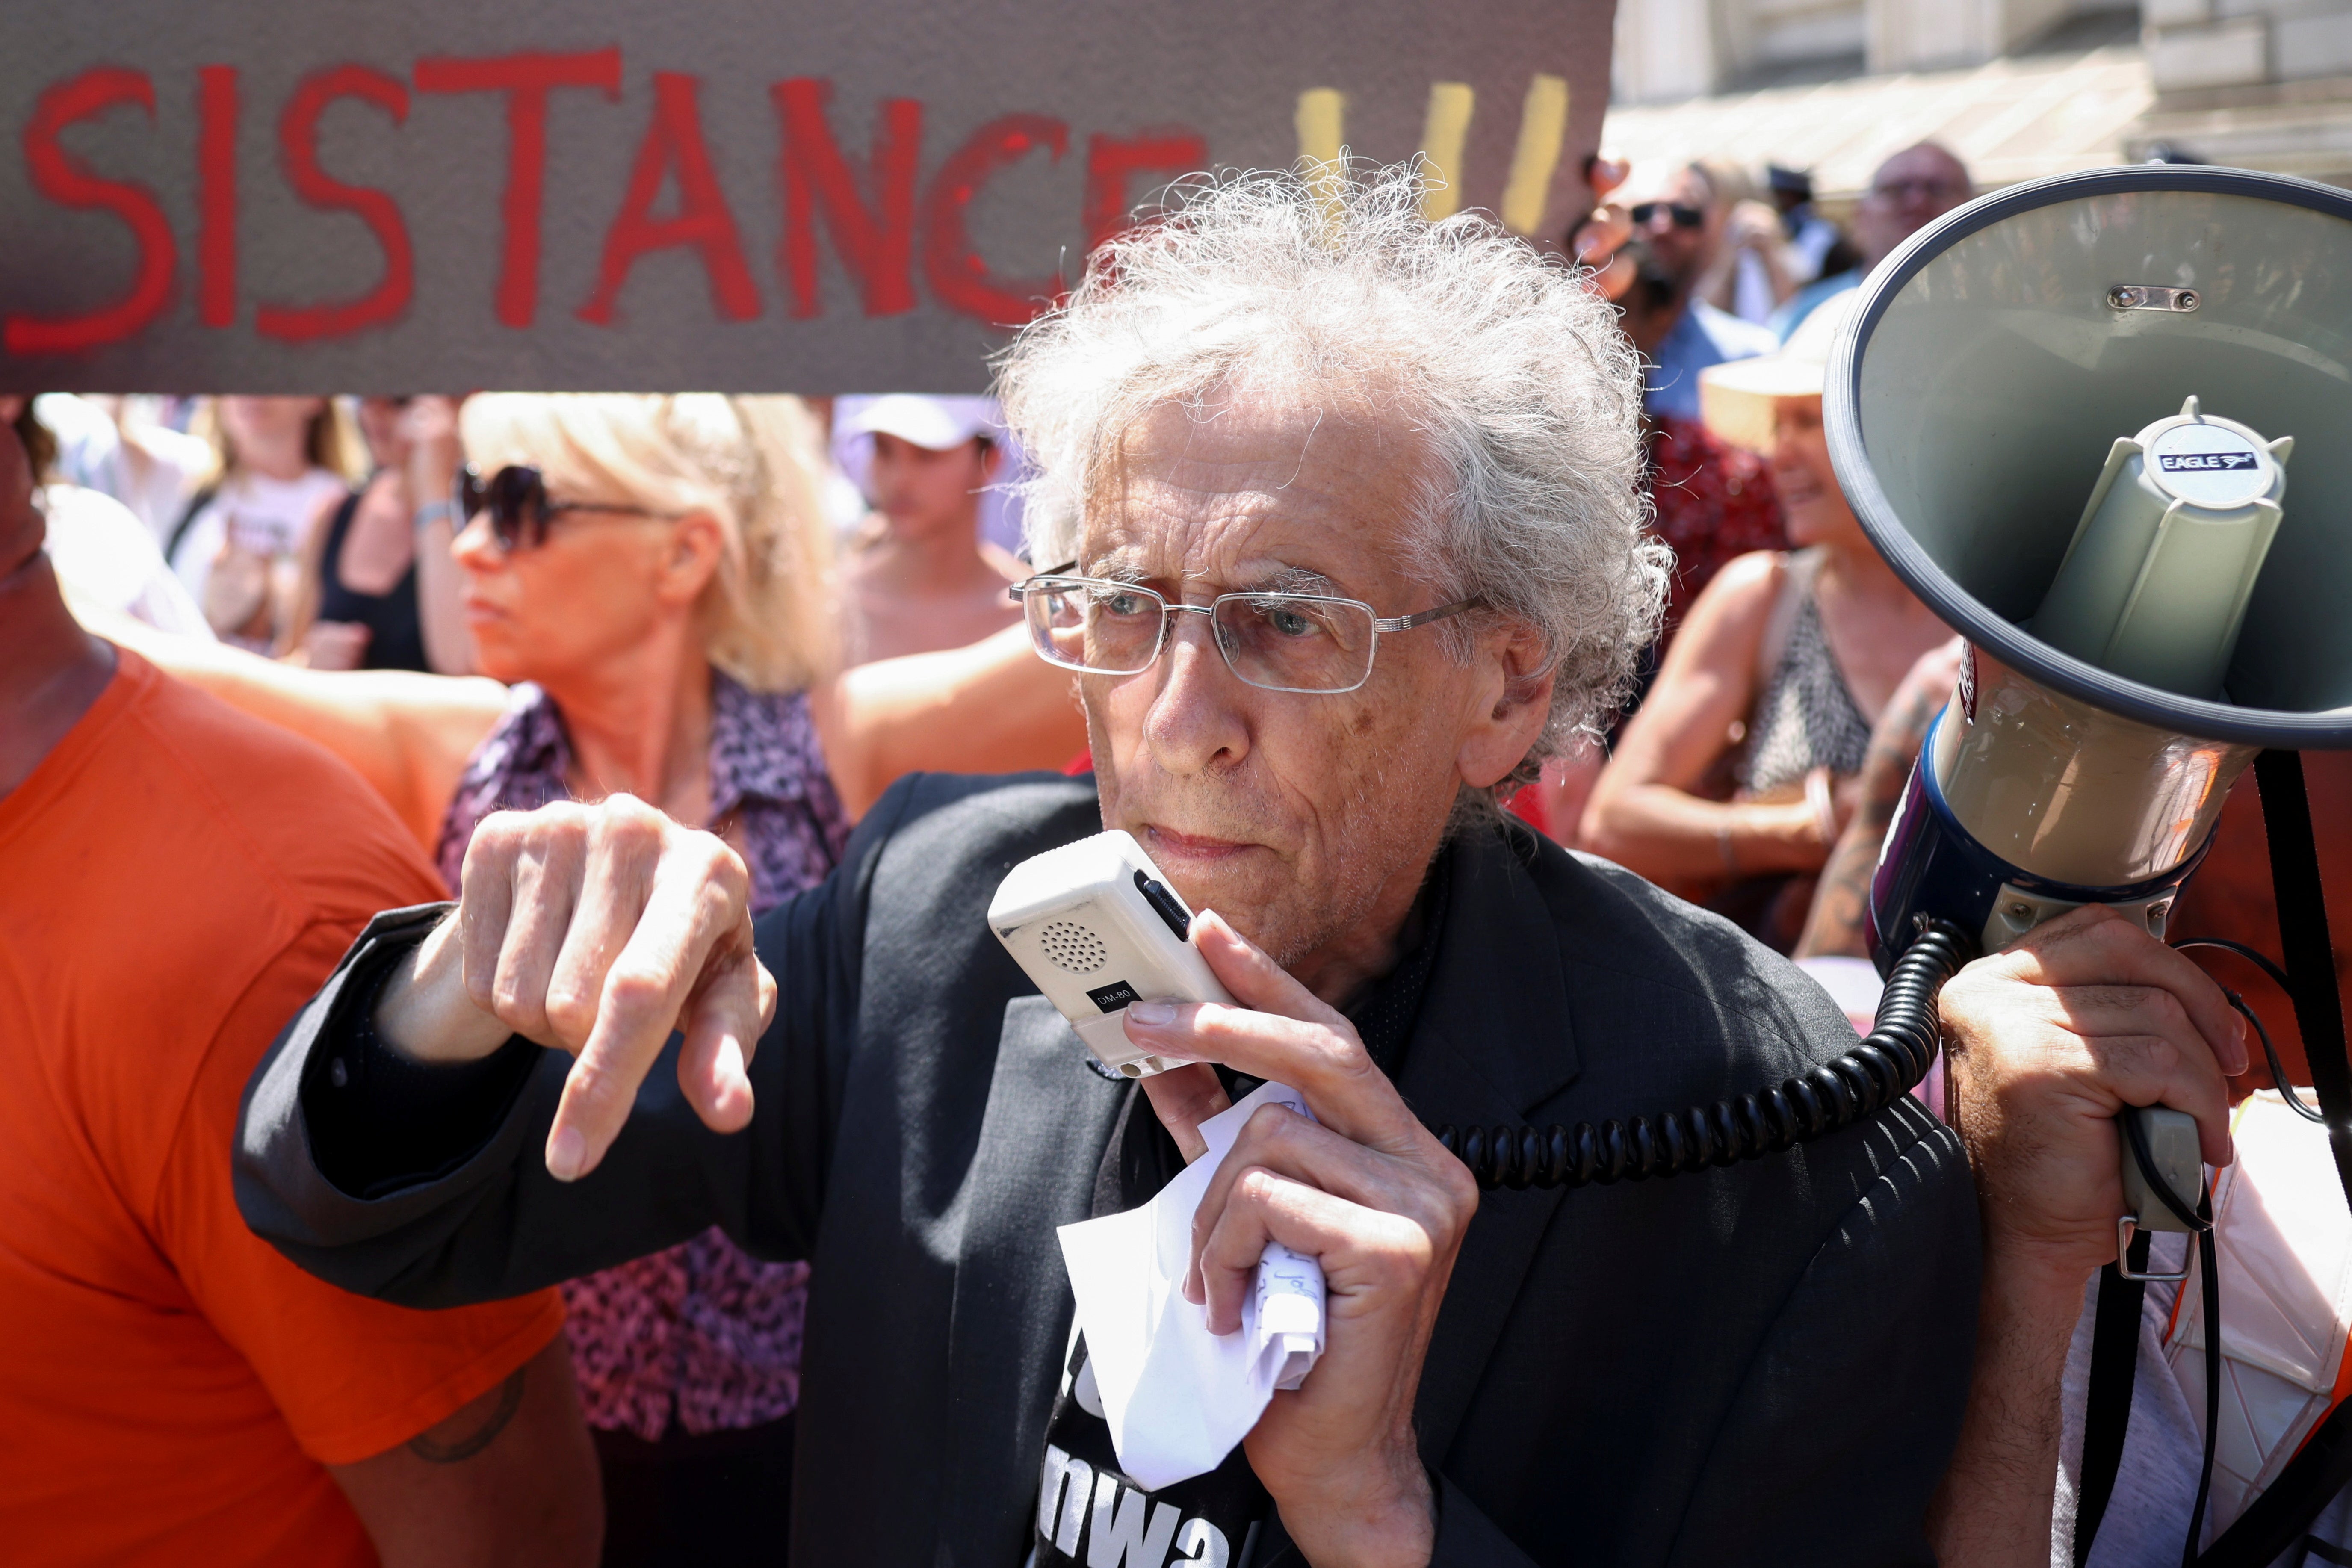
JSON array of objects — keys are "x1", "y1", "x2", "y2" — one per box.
[{"x1": 2, "y1": 143, "x2": 2344, "y2": 1568}]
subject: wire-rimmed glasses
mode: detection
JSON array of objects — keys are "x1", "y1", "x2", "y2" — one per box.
[{"x1": 1008, "y1": 564, "x2": 1479, "y2": 695}]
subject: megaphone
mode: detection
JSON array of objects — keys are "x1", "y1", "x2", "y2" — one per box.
[
  {"x1": 1827, "y1": 166, "x2": 2352, "y2": 1561},
  {"x1": 1825, "y1": 165, "x2": 2352, "y2": 970}
]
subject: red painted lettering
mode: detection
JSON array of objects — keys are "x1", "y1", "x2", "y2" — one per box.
[
  {"x1": 1082, "y1": 129, "x2": 1206, "y2": 253},
  {"x1": 922, "y1": 114, "x2": 1068, "y2": 328},
  {"x1": 3, "y1": 68, "x2": 176, "y2": 356},
  {"x1": 771, "y1": 78, "x2": 919, "y2": 320},
  {"x1": 578, "y1": 72, "x2": 761, "y2": 326},
  {"x1": 255, "y1": 65, "x2": 414, "y2": 342},
  {"x1": 414, "y1": 48, "x2": 622, "y2": 328},
  {"x1": 196, "y1": 66, "x2": 238, "y2": 328}
]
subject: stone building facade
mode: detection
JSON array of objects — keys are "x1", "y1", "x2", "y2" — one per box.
[
  {"x1": 1612, "y1": 0, "x2": 2135, "y2": 101},
  {"x1": 2133, "y1": 0, "x2": 2352, "y2": 182},
  {"x1": 1608, "y1": 0, "x2": 2352, "y2": 195}
]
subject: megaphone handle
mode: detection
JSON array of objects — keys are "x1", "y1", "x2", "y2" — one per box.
[{"x1": 2115, "y1": 1105, "x2": 2205, "y2": 1282}]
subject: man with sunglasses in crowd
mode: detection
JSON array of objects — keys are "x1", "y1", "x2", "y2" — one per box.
[
  {"x1": 226, "y1": 163, "x2": 2196, "y2": 1566},
  {"x1": 1613, "y1": 160, "x2": 1779, "y2": 421}
]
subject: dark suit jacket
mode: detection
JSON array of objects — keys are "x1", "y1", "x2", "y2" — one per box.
[{"x1": 236, "y1": 773, "x2": 1979, "y2": 1566}]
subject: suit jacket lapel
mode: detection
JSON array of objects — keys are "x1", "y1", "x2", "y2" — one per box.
[
  {"x1": 940, "y1": 995, "x2": 1127, "y2": 1563},
  {"x1": 1396, "y1": 828, "x2": 1581, "y2": 1468}
]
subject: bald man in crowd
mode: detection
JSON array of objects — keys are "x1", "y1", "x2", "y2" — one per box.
[{"x1": 1774, "y1": 142, "x2": 1974, "y2": 339}]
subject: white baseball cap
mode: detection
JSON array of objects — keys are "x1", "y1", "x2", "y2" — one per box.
[
  {"x1": 832, "y1": 394, "x2": 1006, "y2": 512},
  {"x1": 834, "y1": 394, "x2": 999, "y2": 453}
]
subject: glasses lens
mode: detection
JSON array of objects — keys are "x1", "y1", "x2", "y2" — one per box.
[
  {"x1": 1213, "y1": 594, "x2": 1376, "y2": 693},
  {"x1": 1022, "y1": 578, "x2": 1163, "y2": 674},
  {"x1": 483, "y1": 465, "x2": 548, "y2": 552},
  {"x1": 1630, "y1": 202, "x2": 1704, "y2": 230}
]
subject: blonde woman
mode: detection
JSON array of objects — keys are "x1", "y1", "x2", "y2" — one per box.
[{"x1": 425, "y1": 393, "x2": 834, "y2": 1560}]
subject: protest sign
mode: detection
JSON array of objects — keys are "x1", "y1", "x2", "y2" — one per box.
[{"x1": 0, "y1": 0, "x2": 1615, "y2": 391}]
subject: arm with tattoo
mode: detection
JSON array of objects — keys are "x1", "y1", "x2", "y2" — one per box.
[
  {"x1": 405, "y1": 1366, "x2": 529, "y2": 1464},
  {"x1": 325, "y1": 1335, "x2": 601, "y2": 1566}
]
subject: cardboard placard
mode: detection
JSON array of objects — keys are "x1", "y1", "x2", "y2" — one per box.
[{"x1": 0, "y1": 0, "x2": 1614, "y2": 392}]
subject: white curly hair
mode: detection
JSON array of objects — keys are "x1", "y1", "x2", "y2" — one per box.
[{"x1": 996, "y1": 161, "x2": 1668, "y2": 782}]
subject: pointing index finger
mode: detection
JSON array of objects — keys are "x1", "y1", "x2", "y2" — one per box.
[{"x1": 544, "y1": 837, "x2": 751, "y2": 1181}]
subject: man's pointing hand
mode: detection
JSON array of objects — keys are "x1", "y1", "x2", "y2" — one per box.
[{"x1": 375, "y1": 794, "x2": 775, "y2": 1181}]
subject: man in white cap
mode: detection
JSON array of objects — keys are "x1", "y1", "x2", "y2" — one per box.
[{"x1": 833, "y1": 394, "x2": 1026, "y2": 665}]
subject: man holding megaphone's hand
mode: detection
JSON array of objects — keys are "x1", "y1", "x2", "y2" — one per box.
[
  {"x1": 1929, "y1": 907, "x2": 2248, "y2": 1565},
  {"x1": 1932, "y1": 902, "x2": 2352, "y2": 1568}
]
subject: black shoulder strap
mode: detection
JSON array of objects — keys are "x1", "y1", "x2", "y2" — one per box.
[
  {"x1": 2252, "y1": 750, "x2": 2352, "y2": 1216},
  {"x1": 164, "y1": 481, "x2": 219, "y2": 567},
  {"x1": 2076, "y1": 1237, "x2": 2151, "y2": 1567},
  {"x1": 2189, "y1": 751, "x2": 2352, "y2": 1563},
  {"x1": 321, "y1": 485, "x2": 361, "y2": 558}
]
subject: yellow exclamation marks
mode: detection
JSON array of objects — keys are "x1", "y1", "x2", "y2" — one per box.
[
  {"x1": 1418, "y1": 83, "x2": 1476, "y2": 221},
  {"x1": 1295, "y1": 87, "x2": 1347, "y2": 230},
  {"x1": 1295, "y1": 88, "x2": 1345, "y2": 174},
  {"x1": 1499, "y1": 74, "x2": 1569, "y2": 236}
]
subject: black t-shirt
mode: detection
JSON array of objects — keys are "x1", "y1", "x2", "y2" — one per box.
[{"x1": 1026, "y1": 858, "x2": 1450, "y2": 1568}]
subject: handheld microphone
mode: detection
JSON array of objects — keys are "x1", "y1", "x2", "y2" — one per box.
[
  {"x1": 994, "y1": 834, "x2": 1330, "y2": 1390},
  {"x1": 987, "y1": 830, "x2": 1231, "y2": 1079}
]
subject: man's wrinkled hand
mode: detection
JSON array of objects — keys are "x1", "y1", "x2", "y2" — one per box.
[
  {"x1": 1940, "y1": 904, "x2": 2246, "y2": 1286},
  {"x1": 1122, "y1": 911, "x2": 1477, "y2": 1568},
  {"x1": 379, "y1": 794, "x2": 776, "y2": 1183}
]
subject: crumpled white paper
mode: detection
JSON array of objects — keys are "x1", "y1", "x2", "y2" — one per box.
[{"x1": 1056, "y1": 1080, "x2": 1330, "y2": 1491}]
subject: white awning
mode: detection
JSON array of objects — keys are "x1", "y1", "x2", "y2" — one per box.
[{"x1": 1600, "y1": 42, "x2": 2154, "y2": 202}]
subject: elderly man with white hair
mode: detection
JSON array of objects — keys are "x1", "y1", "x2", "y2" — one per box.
[{"x1": 239, "y1": 166, "x2": 2024, "y2": 1565}]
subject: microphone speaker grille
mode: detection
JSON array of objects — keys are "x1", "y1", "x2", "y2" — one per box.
[{"x1": 1038, "y1": 919, "x2": 1108, "y2": 974}]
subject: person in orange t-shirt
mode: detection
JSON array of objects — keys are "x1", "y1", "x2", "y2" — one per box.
[{"x1": 0, "y1": 422, "x2": 600, "y2": 1565}]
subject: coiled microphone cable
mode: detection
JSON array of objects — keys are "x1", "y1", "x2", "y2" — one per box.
[{"x1": 1434, "y1": 919, "x2": 1976, "y2": 1191}]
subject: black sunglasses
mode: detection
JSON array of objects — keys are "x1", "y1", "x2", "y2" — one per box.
[
  {"x1": 1630, "y1": 201, "x2": 1705, "y2": 230},
  {"x1": 455, "y1": 464, "x2": 669, "y2": 553}
]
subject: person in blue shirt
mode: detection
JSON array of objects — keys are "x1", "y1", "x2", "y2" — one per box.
[{"x1": 1615, "y1": 162, "x2": 1779, "y2": 420}]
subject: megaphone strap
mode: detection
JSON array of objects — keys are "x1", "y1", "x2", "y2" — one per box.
[
  {"x1": 2079, "y1": 752, "x2": 2352, "y2": 1567},
  {"x1": 2076, "y1": 1246, "x2": 2150, "y2": 1568},
  {"x1": 2252, "y1": 751, "x2": 2352, "y2": 1217}
]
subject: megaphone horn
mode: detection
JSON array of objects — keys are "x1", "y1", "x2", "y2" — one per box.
[{"x1": 1823, "y1": 165, "x2": 2352, "y2": 963}]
